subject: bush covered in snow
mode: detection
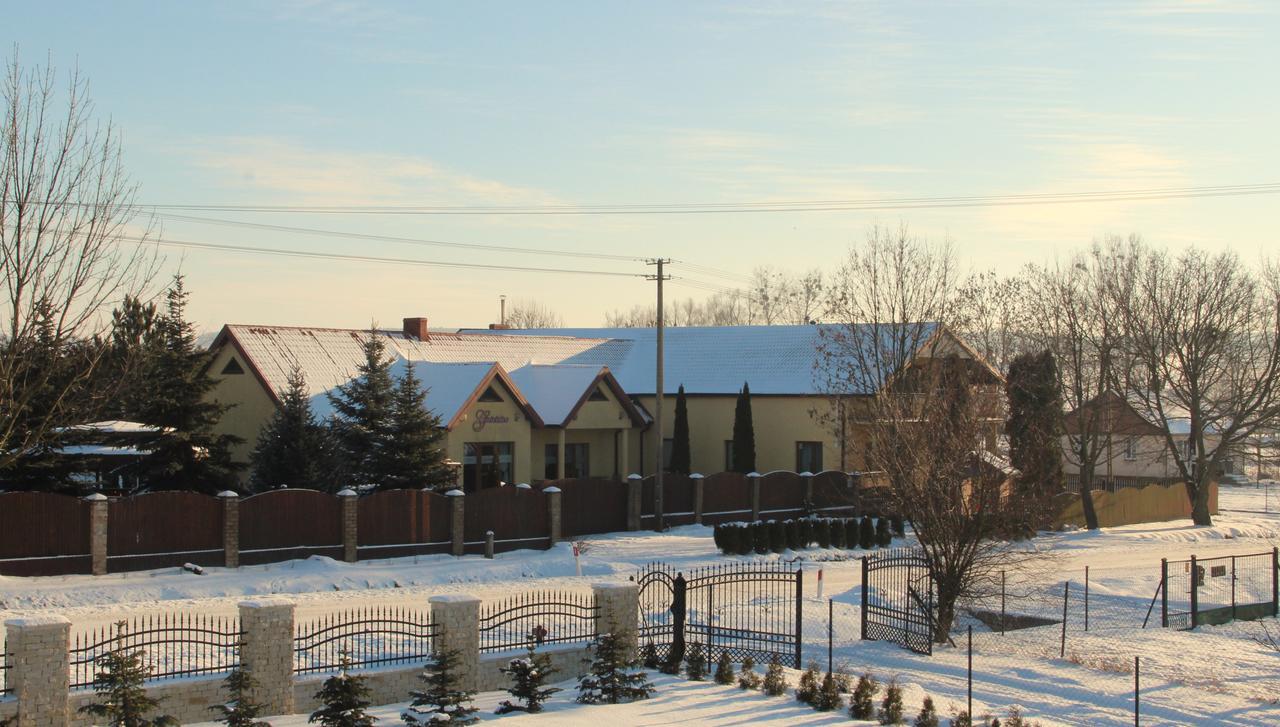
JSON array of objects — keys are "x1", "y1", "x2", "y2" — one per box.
[
  {"x1": 713, "y1": 516, "x2": 898, "y2": 556},
  {"x1": 576, "y1": 630, "x2": 654, "y2": 705},
  {"x1": 401, "y1": 647, "x2": 477, "y2": 725}
]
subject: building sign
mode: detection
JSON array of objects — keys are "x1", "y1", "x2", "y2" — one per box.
[{"x1": 472, "y1": 409, "x2": 510, "y2": 432}]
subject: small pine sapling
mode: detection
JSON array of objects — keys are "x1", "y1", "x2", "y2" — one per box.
[
  {"x1": 576, "y1": 629, "x2": 655, "y2": 704},
  {"x1": 401, "y1": 646, "x2": 477, "y2": 725},
  {"x1": 761, "y1": 655, "x2": 787, "y2": 696},
  {"x1": 833, "y1": 669, "x2": 852, "y2": 693},
  {"x1": 737, "y1": 656, "x2": 761, "y2": 690},
  {"x1": 914, "y1": 696, "x2": 940, "y2": 727},
  {"x1": 211, "y1": 662, "x2": 270, "y2": 727},
  {"x1": 1003, "y1": 706, "x2": 1036, "y2": 727},
  {"x1": 813, "y1": 672, "x2": 843, "y2": 712},
  {"x1": 684, "y1": 641, "x2": 707, "y2": 681},
  {"x1": 640, "y1": 641, "x2": 661, "y2": 670},
  {"x1": 989, "y1": 718, "x2": 1001, "y2": 727},
  {"x1": 850, "y1": 672, "x2": 878, "y2": 720},
  {"x1": 950, "y1": 710, "x2": 972, "y2": 727},
  {"x1": 877, "y1": 678, "x2": 904, "y2": 725},
  {"x1": 496, "y1": 638, "x2": 561, "y2": 714},
  {"x1": 77, "y1": 621, "x2": 179, "y2": 727},
  {"x1": 309, "y1": 654, "x2": 375, "y2": 727},
  {"x1": 713, "y1": 651, "x2": 735, "y2": 685},
  {"x1": 794, "y1": 661, "x2": 821, "y2": 705}
]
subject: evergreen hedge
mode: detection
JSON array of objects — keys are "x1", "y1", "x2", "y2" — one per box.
[{"x1": 712, "y1": 516, "x2": 899, "y2": 556}]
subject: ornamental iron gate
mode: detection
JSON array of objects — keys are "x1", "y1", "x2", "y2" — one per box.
[
  {"x1": 861, "y1": 547, "x2": 936, "y2": 655},
  {"x1": 633, "y1": 562, "x2": 802, "y2": 668}
]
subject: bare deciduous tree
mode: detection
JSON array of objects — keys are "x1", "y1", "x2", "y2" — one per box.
[
  {"x1": 1114, "y1": 243, "x2": 1280, "y2": 526},
  {"x1": 0, "y1": 54, "x2": 158, "y2": 466},
  {"x1": 503, "y1": 298, "x2": 563, "y2": 329}
]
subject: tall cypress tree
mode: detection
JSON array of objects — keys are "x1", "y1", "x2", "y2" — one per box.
[
  {"x1": 670, "y1": 384, "x2": 691, "y2": 474},
  {"x1": 1006, "y1": 350, "x2": 1065, "y2": 504},
  {"x1": 731, "y1": 382, "x2": 756, "y2": 473},
  {"x1": 135, "y1": 277, "x2": 242, "y2": 493},
  {"x1": 327, "y1": 331, "x2": 396, "y2": 488},
  {"x1": 384, "y1": 361, "x2": 454, "y2": 491},
  {"x1": 250, "y1": 366, "x2": 341, "y2": 492}
]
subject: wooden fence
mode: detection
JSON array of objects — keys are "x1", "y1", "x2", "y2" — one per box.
[{"x1": 1055, "y1": 481, "x2": 1219, "y2": 528}]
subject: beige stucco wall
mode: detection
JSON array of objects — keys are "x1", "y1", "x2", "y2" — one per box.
[
  {"x1": 207, "y1": 343, "x2": 280, "y2": 482},
  {"x1": 1061, "y1": 434, "x2": 1224, "y2": 480},
  {"x1": 445, "y1": 378, "x2": 534, "y2": 485}
]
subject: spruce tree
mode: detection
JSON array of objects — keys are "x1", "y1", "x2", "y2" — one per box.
[
  {"x1": 251, "y1": 366, "x2": 341, "y2": 492},
  {"x1": 737, "y1": 656, "x2": 760, "y2": 690},
  {"x1": 210, "y1": 663, "x2": 270, "y2": 727},
  {"x1": 135, "y1": 276, "x2": 243, "y2": 493},
  {"x1": 850, "y1": 673, "x2": 878, "y2": 720},
  {"x1": 713, "y1": 651, "x2": 735, "y2": 685},
  {"x1": 496, "y1": 638, "x2": 561, "y2": 714},
  {"x1": 402, "y1": 647, "x2": 477, "y2": 725},
  {"x1": 878, "y1": 678, "x2": 904, "y2": 725},
  {"x1": 814, "y1": 672, "x2": 843, "y2": 711},
  {"x1": 914, "y1": 696, "x2": 940, "y2": 727},
  {"x1": 328, "y1": 330, "x2": 396, "y2": 489},
  {"x1": 309, "y1": 653, "x2": 375, "y2": 727},
  {"x1": 684, "y1": 641, "x2": 707, "y2": 681},
  {"x1": 576, "y1": 629, "x2": 654, "y2": 704},
  {"x1": 102, "y1": 294, "x2": 162, "y2": 422},
  {"x1": 670, "y1": 384, "x2": 691, "y2": 474},
  {"x1": 1005, "y1": 350, "x2": 1065, "y2": 504},
  {"x1": 78, "y1": 622, "x2": 178, "y2": 726},
  {"x1": 384, "y1": 362, "x2": 453, "y2": 491},
  {"x1": 731, "y1": 382, "x2": 756, "y2": 473},
  {"x1": 794, "y1": 661, "x2": 820, "y2": 705},
  {"x1": 761, "y1": 655, "x2": 787, "y2": 696}
]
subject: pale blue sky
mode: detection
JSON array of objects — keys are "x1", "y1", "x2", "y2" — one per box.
[{"x1": 8, "y1": 1, "x2": 1279, "y2": 333}]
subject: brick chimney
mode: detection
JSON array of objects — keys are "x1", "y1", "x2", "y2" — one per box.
[
  {"x1": 489, "y1": 323, "x2": 512, "y2": 330},
  {"x1": 403, "y1": 317, "x2": 429, "y2": 341}
]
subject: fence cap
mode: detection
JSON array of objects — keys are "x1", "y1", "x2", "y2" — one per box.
[
  {"x1": 515, "y1": 482, "x2": 532, "y2": 490},
  {"x1": 627, "y1": 473, "x2": 642, "y2": 480},
  {"x1": 445, "y1": 489, "x2": 465, "y2": 497},
  {"x1": 336, "y1": 488, "x2": 358, "y2": 497},
  {"x1": 5, "y1": 614, "x2": 71, "y2": 628},
  {"x1": 428, "y1": 594, "x2": 481, "y2": 605},
  {"x1": 83, "y1": 492, "x2": 108, "y2": 501},
  {"x1": 216, "y1": 490, "x2": 240, "y2": 498},
  {"x1": 747, "y1": 471, "x2": 762, "y2": 478},
  {"x1": 542, "y1": 486, "x2": 562, "y2": 493},
  {"x1": 238, "y1": 597, "x2": 294, "y2": 609},
  {"x1": 689, "y1": 473, "x2": 704, "y2": 479},
  {"x1": 591, "y1": 580, "x2": 638, "y2": 593},
  {"x1": 799, "y1": 471, "x2": 814, "y2": 478}
]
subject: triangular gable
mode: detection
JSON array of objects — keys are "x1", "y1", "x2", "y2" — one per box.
[
  {"x1": 443, "y1": 364, "x2": 544, "y2": 430},
  {"x1": 562, "y1": 367, "x2": 647, "y2": 427},
  {"x1": 208, "y1": 325, "x2": 285, "y2": 407}
]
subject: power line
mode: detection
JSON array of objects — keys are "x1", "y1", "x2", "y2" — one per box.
[{"x1": 115, "y1": 234, "x2": 646, "y2": 278}]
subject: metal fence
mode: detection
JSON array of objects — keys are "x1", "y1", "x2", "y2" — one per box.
[
  {"x1": 1, "y1": 646, "x2": 10, "y2": 696},
  {"x1": 1162, "y1": 548, "x2": 1278, "y2": 629},
  {"x1": 477, "y1": 590, "x2": 598, "y2": 654},
  {"x1": 69, "y1": 615, "x2": 242, "y2": 690},
  {"x1": 294, "y1": 606, "x2": 439, "y2": 675}
]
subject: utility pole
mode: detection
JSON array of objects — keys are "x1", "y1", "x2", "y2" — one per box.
[{"x1": 646, "y1": 258, "x2": 672, "y2": 531}]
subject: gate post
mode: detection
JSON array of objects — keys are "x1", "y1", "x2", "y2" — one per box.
[
  {"x1": 1190, "y1": 554, "x2": 1199, "y2": 628},
  {"x1": 338, "y1": 488, "x2": 358, "y2": 563},
  {"x1": 1160, "y1": 558, "x2": 1168, "y2": 627},
  {"x1": 1272, "y1": 547, "x2": 1278, "y2": 618},
  {"x1": 626, "y1": 474, "x2": 643, "y2": 531},
  {"x1": 748, "y1": 472, "x2": 761, "y2": 522},
  {"x1": 794, "y1": 568, "x2": 804, "y2": 668},
  {"x1": 592, "y1": 581, "x2": 640, "y2": 659},
  {"x1": 691, "y1": 473, "x2": 704, "y2": 525},
  {"x1": 860, "y1": 556, "x2": 869, "y2": 640},
  {"x1": 219, "y1": 490, "x2": 240, "y2": 569},
  {"x1": 669, "y1": 573, "x2": 688, "y2": 667},
  {"x1": 447, "y1": 489, "x2": 465, "y2": 557},
  {"x1": 86, "y1": 492, "x2": 108, "y2": 576}
]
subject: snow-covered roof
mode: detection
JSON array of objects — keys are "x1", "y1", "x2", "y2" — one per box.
[
  {"x1": 308, "y1": 360, "x2": 500, "y2": 426},
  {"x1": 57, "y1": 421, "x2": 173, "y2": 435},
  {"x1": 508, "y1": 364, "x2": 604, "y2": 426}
]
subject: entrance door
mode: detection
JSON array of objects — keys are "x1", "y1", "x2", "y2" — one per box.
[{"x1": 463, "y1": 442, "x2": 513, "y2": 492}]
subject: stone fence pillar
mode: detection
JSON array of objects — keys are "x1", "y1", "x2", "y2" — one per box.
[
  {"x1": 218, "y1": 490, "x2": 240, "y2": 569},
  {"x1": 5, "y1": 615, "x2": 71, "y2": 727},
  {"x1": 748, "y1": 472, "x2": 762, "y2": 522},
  {"x1": 591, "y1": 581, "x2": 640, "y2": 660},
  {"x1": 446, "y1": 490, "x2": 466, "y2": 556},
  {"x1": 429, "y1": 595, "x2": 480, "y2": 691},
  {"x1": 690, "y1": 473, "x2": 704, "y2": 525},
  {"x1": 543, "y1": 486, "x2": 562, "y2": 546},
  {"x1": 338, "y1": 489, "x2": 358, "y2": 563},
  {"x1": 238, "y1": 598, "x2": 295, "y2": 716},
  {"x1": 85, "y1": 493, "x2": 108, "y2": 576},
  {"x1": 625, "y1": 474, "x2": 643, "y2": 531}
]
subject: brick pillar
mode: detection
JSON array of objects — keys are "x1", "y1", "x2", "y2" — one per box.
[
  {"x1": 748, "y1": 472, "x2": 762, "y2": 522},
  {"x1": 625, "y1": 474, "x2": 643, "y2": 531},
  {"x1": 238, "y1": 598, "x2": 295, "y2": 716},
  {"x1": 218, "y1": 490, "x2": 240, "y2": 569},
  {"x1": 429, "y1": 595, "x2": 480, "y2": 691},
  {"x1": 800, "y1": 471, "x2": 815, "y2": 512},
  {"x1": 690, "y1": 473, "x2": 704, "y2": 525},
  {"x1": 447, "y1": 489, "x2": 465, "y2": 556},
  {"x1": 6, "y1": 615, "x2": 71, "y2": 727},
  {"x1": 85, "y1": 493, "x2": 108, "y2": 576},
  {"x1": 338, "y1": 489, "x2": 358, "y2": 563},
  {"x1": 591, "y1": 581, "x2": 640, "y2": 659},
  {"x1": 544, "y1": 486, "x2": 562, "y2": 546},
  {"x1": 484, "y1": 531, "x2": 495, "y2": 559}
]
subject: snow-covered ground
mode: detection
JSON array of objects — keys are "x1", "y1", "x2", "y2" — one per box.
[{"x1": 4, "y1": 485, "x2": 1280, "y2": 725}]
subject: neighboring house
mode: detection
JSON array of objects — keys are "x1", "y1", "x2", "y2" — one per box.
[
  {"x1": 1061, "y1": 391, "x2": 1229, "y2": 483},
  {"x1": 18, "y1": 421, "x2": 177, "y2": 493},
  {"x1": 206, "y1": 317, "x2": 999, "y2": 490}
]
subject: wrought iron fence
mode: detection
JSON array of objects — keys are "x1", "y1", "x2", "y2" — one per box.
[
  {"x1": 478, "y1": 590, "x2": 598, "y2": 654},
  {"x1": 1162, "y1": 548, "x2": 1278, "y2": 629},
  {"x1": 69, "y1": 614, "x2": 242, "y2": 690},
  {"x1": 294, "y1": 606, "x2": 439, "y2": 675},
  {"x1": 1, "y1": 645, "x2": 10, "y2": 696}
]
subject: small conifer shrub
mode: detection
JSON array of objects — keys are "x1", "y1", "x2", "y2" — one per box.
[
  {"x1": 815, "y1": 519, "x2": 832, "y2": 548},
  {"x1": 713, "y1": 651, "x2": 735, "y2": 685},
  {"x1": 859, "y1": 515, "x2": 876, "y2": 549},
  {"x1": 496, "y1": 638, "x2": 561, "y2": 714},
  {"x1": 737, "y1": 656, "x2": 761, "y2": 690},
  {"x1": 831, "y1": 519, "x2": 847, "y2": 548},
  {"x1": 576, "y1": 629, "x2": 655, "y2": 704},
  {"x1": 769, "y1": 520, "x2": 787, "y2": 553},
  {"x1": 850, "y1": 672, "x2": 878, "y2": 719},
  {"x1": 211, "y1": 662, "x2": 269, "y2": 727},
  {"x1": 950, "y1": 710, "x2": 973, "y2": 727},
  {"x1": 402, "y1": 646, "x2": 477, "y2": 725},
  {"x1": 752, "y1": 522, "x2": 771, "y2": 554},
  {"x1": 77, "y1": 621, "x2": 179, "y2": 727},
  {"x1": 640, "y1": 641, "x2": 661, "y2": 670},
  {"x1": 761, "y1": 655, "x2": 787, "y2": 696},
  {"x1": 785, "y1": 520, "x2": 803, "y2": 550},
  {"x1": 876, "y1": 518, "x2": 893, "y2": 547},
  {"x1": 878, "y1": 678, "x2": 904, "y2": 724},
  {"x1": 914, "y1": 696, "x2": 940, "y2": 727},
  {"x1": 813, "y1": 672, "x2": 843, "y2": 712},
  {"x1": 310, "y1": 653, "x2": 376, "y2": 727},
  {"x1": 795, "y1": 661, "x2": 821, "y2": 705},
  {"x1": 891, "y1": 514, "x2": 905, "y2": 536},
  {"x1": 684, "y1": 641, "x2": 707, "y2": 681}
]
